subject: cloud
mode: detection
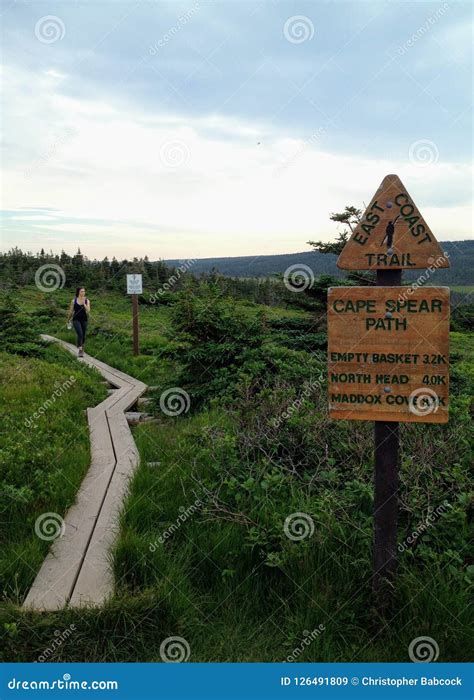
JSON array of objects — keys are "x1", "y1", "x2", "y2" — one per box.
[
  {"x1": 11, "y1": 215, "x2": 58, "y2": 221},
  {"x1": 1, "y1": 58, "x2": 472, "y2": 258}
]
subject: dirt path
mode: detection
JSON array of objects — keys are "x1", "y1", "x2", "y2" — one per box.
[{"x1": 23, "y1": 335, "x2": 147, "y2": 610}]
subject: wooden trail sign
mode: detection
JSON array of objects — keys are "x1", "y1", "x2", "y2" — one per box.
[
  {"x1": 126, "y1": 274, "x2": 142, "y2": 356},
  {"x1": 337, "y1": 174, "x2": 450, "y2": 271},
  {"x1": 329, "y1": 174, "x2": 451, "y2": 613},
  {"x1": 328, "y1": 286, "x2": 450, "y2": 423}
]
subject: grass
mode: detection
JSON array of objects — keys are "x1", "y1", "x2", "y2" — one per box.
[
  {"x1": 0, "y1": 345, "x2": 106, "y2": 601},
  {"x1": 450, "y1": 285, "x2": 474, "y2": 294},
  {"x1": 1, "y1": 286, "x2": 472, "y2": 663},
  {"x1": 8, "y1": 286, "x2": 315, "y2": 386},
  {"x1": 2, "y1": 406, "x2": 470, "y2": 662},
  {"x1": 105, "y1": 402, "x2": 472, "y2": 662},
  {"x1": 9, "y1": 286, "x2": 174, "y2": 385}
]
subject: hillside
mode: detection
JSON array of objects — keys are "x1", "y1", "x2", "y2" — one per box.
[
  {"x1": 167, "y1": 240, "x2": 474, "y2": 285},
  {"x1": 1, "y1": 286, "x2": 472, "y2": 663}
]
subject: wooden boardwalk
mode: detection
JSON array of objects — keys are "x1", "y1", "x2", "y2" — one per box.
[{"x1": 23, "y1": 335, "x2": 147, "y2": 610}]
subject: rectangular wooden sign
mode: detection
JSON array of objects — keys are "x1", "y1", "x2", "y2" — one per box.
[{"x1": 328, "y1": 286, "x2": 449, "y2": 423}]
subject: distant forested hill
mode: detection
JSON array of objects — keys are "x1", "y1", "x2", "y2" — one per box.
[{"x1": 167, "y1": 240, "x2": 474, "y2": 285}]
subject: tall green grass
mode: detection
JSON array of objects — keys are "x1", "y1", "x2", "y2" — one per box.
[{"x1": 0, "y1": 346, "x2": 107, "y2": 601}]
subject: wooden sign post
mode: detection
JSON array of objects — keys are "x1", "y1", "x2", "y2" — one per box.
[
  {"x1": 126, "y1": 274, "x2": 143, "y2": 356},
  {"x1": 328, "y1": 174, "x2": 450, "y2": 613}
]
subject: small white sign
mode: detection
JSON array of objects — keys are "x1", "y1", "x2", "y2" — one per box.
[{"x1": 127, "y1": 274, "x2": 143, "y2": 295}]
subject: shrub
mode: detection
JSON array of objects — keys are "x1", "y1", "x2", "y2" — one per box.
[
  {"x1": 161, "y1": 285, "x2": 266, "y2": 405},
  {"x1": 0, "y1": 295, "x2": 44, "y2": 357}
]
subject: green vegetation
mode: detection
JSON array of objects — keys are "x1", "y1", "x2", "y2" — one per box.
[
  {"x1": 0, "y1": 279, "x2": 472, "y2": 663},
  {"x1": 166, "y1": 240, "x2": 474, "y2": 286},
  {"x1": 2, "y1": 242, "x2": 474, "y2": 293},
  {"x1": 450, "y1": 285, "x2": 474, "y2": 293},
  {"x1": 0, "y1": 345, "x2": 106, "y2": 601}
]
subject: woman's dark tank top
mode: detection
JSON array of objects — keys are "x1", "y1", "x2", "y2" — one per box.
[{"x1": 73, "y1": 298, "x2": 88, "y2": 322}]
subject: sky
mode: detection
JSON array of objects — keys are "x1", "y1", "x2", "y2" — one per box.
[{"x1": 1, "y1": 0, "x2": 473, "y2": 260}]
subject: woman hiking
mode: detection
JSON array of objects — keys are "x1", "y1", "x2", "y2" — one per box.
[{"x1": 67, "y1": 287, "x2": 90, "y2": 357}]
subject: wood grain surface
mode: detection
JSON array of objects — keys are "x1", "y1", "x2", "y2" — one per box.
[{"x1": 328, "y1": 286, "x2": 450, "y2": 423}]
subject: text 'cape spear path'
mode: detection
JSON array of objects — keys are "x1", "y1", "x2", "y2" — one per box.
[
  {"x1": 337, "y1": 174, "x2": 450, "y2": 271},
  {"x1": 327, "y1": 287, "x2": 450, "y2": 423}
]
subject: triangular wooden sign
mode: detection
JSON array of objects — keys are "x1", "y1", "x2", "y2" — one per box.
[{"x1": 337, "y1": 174, "x2": 450, "y2": 270}]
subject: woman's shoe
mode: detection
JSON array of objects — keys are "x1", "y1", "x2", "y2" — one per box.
[{"x1": 78, "y1": 349, "x2": 84, "y2": 358}]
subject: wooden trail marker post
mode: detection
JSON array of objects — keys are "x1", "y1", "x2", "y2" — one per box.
[
  {"x1": 126, "y1": 274, "x2": 143, "y2": 356},
  {"x1": 328, "y1": 174, "x2": 450, "y2": 613}
]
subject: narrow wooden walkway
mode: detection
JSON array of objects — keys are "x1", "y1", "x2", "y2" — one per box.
[{"x1": 23, "y1": 335, "x2": 147, "y2": 610}]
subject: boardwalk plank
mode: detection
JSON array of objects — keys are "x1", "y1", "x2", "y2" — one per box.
[{"x1": 23, "y1": 336, "x2": 147, "y2": 610}]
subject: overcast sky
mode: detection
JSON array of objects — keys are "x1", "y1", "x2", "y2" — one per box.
[{"x1": 1, "y1": 0, "x2": 472, "y2": 260}]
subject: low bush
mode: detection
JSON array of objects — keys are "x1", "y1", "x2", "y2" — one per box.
[{"x1": 0, "y1": 295, "x2": 44, "y2": 357}]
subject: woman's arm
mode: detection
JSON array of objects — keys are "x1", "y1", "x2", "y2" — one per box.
[{"x1": 85, "y1": 299, "x2": 91, "y2": 314}]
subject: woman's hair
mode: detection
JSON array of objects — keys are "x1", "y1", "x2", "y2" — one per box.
[{"x1": 75, "y1": 286, "x2": 85, "y2": 297}]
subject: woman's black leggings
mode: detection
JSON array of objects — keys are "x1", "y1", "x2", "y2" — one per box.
[{"x1": 73, "y1": 319, "x2": 88, "y2": 347}]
